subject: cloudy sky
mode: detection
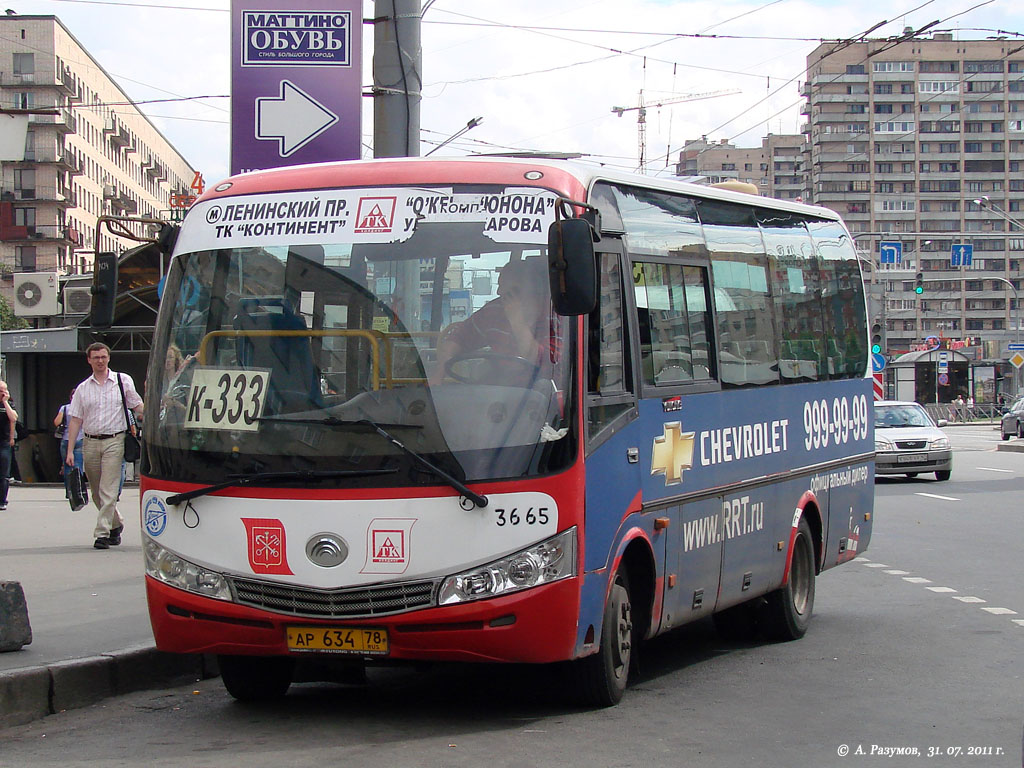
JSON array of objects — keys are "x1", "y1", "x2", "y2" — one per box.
[{"x1": 33, "y1": 0, "x2": 1024, "y2": 186}]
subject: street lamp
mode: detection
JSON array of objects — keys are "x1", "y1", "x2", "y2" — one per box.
[
  {"x1": 424, "y1": 116, "x2": 483, "y2": 157},
  {"x1": 972, "y1": 196, "x2": 1023, "y2": 395}
]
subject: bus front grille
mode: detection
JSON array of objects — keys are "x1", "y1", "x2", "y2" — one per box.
[{"x1": 230, "y1": 577, "x2": 438, "y2": 619}]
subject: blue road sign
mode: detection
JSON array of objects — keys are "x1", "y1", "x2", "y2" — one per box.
[
  {"x1": 871, "y1": 352, "x2": 887, "y2": 372},
  {"x1": 1008, "y1": 343, "x2": 1024, "y2": 351},
  {"x1": 951, "y1": 244, "x2": 973, "y2": 267},
  {"x1": 880, "y1": 241, "x2": 902, "y2": 264}
]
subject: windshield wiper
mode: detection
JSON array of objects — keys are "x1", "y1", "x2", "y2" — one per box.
[
  {"x1": 258, "y1": 416, "x2": 487, "y2": 508},
  {"x1": 258, "y1": 415, "x2": 420, "y2": 431},
  {"x1": 165, "y1": 468, "x2": 399, "y2": 506},
  {"x1": 361, "y1": 419, "x2": 488, "y2": 508}
]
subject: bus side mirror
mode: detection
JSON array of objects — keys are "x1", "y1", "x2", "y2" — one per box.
[
  {"x1": 91, "y1": 252, "x2": 118, "y2": 329},
  {"x1": 547, "y1": 218, "x2": 597, "y2": 316}
]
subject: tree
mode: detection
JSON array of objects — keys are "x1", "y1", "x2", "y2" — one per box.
[{"x1": 0, "y1": 294, "x2": 29, "y2": 331}]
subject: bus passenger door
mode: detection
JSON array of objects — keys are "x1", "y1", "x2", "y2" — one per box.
[{"x1": 583, "y1": 243, "x2": 642, "y2": 575}]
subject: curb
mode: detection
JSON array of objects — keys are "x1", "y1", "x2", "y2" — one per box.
[
  {"x1": 0, "y1": 646, "x2": 216, "y2": 729},
  {"x1": 995, "y1": 441, "x2": 1024, "y2": 453}
]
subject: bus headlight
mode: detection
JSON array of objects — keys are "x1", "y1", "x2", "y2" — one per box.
[
  {"x1": 437, "y1": 528, "x2": 577, "y2": 605},
  {"x1": 144, "y1": 538, "x2": 232, "y2": 601}
]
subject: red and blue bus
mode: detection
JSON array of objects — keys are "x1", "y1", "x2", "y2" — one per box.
[{"x1": 137, "y1": 157, "x2": 873, "y2": 705}]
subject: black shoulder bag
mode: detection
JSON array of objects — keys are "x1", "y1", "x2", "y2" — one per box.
[{"x1": 117, "y1": 373, "x2": 142, "y2": 463}]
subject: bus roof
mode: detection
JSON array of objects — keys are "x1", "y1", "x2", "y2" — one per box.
[{"x1": 201, "y1": 156, "x2": 841, "y2": 222}]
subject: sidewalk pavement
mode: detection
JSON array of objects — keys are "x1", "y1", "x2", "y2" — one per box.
[{"x1": 0, "y1": 485, "x2": 212, "y2": 729}]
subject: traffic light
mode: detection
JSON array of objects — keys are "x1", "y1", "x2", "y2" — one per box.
[
  {"x1": 871, "y1": 321, "x2": 884, "y2": 355},
  {"x1": 914, "y1": 272, "x2": 924, "y2": 295}
]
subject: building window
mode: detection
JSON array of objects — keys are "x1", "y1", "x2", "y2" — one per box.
[
  {"x1": 12, "y1": 52, "x2": 34, "y2": 75},
  {"x1": 14, "y1": 246, "x2": 36, "y2": 271},
  {"x1": 964, "y1": 60, "x2": 1004, "y2": 73}
]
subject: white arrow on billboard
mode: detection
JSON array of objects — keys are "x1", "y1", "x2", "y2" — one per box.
[{"x1": 256, "y1": 80, "x2": 338, "y2": 157}]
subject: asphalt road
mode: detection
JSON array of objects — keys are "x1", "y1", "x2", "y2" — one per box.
[{"x1": 1, "y1": 427, "x2": 1022, "y2": 768}]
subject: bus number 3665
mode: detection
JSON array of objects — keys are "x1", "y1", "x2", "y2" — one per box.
[{"x1": 494, "y1": 507, "x2": 550, "y2": 527}]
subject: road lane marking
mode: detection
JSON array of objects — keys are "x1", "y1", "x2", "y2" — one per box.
[
  {"x1": 1013, "y1": 620, "x2": 1024, "y2": 627},
  {"x1": 861, "y1": 563, "x2": 891, "y2": 568},
  {"x1": 927, "y1": 587, "x2": 957, "y2": 593},
  {"x1": 884, "y1": 569, "x2": 910, "y2": 575},
  {"x1": 951, "y1": 596, "x2": 986, "y2": 603},
  {"x1": 976, "y1": 467, "x2": 1013, "y2": 473},
  {"x1": 915, "y1": 492, "x2": 960, "y2": 501},
  {"x1": 903, "y1": 577, "x2": 932, "y2": 584},
  {"x1": 980, "y1": 607, "x2": 1017, "y2": 615}
]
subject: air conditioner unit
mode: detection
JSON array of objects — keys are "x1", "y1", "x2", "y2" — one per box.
[
  {"x1": 13, "y1": 272, "x2": 59, "y2": 317},
  {"x1": 102, "y1": 184, "x2": 116, "y2": 198},
  {"x1": 62, "y1": 285, "x2": 92, "y2": 315}
]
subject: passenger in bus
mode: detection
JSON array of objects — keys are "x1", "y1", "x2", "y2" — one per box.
[{"x1": 432, "y1": 259, "x2": 555, "y2": 385}]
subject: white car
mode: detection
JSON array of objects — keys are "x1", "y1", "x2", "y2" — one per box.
[{"x1": 874, "y1": 401, "x2": 952, "y2": 481}]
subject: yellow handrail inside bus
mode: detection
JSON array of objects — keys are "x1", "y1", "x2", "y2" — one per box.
[{"x1": 196, "y1": 329, "x2": 441, "y2": 390}]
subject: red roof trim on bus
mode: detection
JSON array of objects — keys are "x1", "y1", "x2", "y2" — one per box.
[{"x1": 200, "y1": 158, "x2": 589, "y2": 202}]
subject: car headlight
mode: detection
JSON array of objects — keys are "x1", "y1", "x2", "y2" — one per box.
[
  {"x1": 144, "y1": 538, "x2": 232, "y2": 601},
  {"x1": 875, "y1": 438, "x2": 893, "y2": 451},
  {"x1": 930, "y1": 436, "x2": 950, "y2": 450},
  {"x1": 438, "y1": 528, "x2": 577, "y2": 605}
]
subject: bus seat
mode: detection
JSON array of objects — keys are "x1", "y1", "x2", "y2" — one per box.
[{"x1": 233, "y1": 298, "x2": 323, "y2": 412}]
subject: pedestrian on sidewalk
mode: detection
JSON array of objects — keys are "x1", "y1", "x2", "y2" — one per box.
[
  {"x1": 54, "y1": 388, "x2": 85, "y2": 501},
  {"x1": 64, "y1": 343, "x2": 144, "y2": 549},
  {"x1": 0, "y1": 380, "x2": 18, "y2": 510}
]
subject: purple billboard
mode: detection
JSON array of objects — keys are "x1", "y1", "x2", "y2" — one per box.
[{"x1": 231, "y1": 2, "x2": 363, "y2": 176}]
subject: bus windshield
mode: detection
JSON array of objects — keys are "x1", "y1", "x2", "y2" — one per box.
[{"x1": 147, "y1": 185, "x2": 574, "y2": 487}]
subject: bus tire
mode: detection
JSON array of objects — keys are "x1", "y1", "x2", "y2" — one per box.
[
  {"x1": 573, "y1": 569, "x2": 633, "y2": 707},
  {"x1": 218, "y1": 655, "x2": 294, "y2": 701},
  {"x1": 762, "y1": 517, "x2": 815, "y2": 642}
]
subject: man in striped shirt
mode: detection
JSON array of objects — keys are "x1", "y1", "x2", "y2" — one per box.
[{"x1": 64, "y1": 342, "x2": 144, "y2": 550}]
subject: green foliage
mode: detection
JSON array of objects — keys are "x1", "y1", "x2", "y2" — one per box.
[{"x1": 0, "y1": 294, "x2": 28, "y2": 331}]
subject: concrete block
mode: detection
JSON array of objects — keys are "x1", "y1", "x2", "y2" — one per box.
[
  {"x1": 0, "y1": 666, "x2": 51, "y2": 728},
  {"x1": 0, "y1": 581, "x2": 32, "y2": 652},
  {"x1": 49, "y1": 656, "x2": 115, "y2": 713}
]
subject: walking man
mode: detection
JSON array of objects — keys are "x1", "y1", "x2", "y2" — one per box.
[{"x1": 64, "y1": 343, "x2": 144, "y2": 549}]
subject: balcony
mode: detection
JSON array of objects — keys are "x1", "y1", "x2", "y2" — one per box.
[
  {"x1": 2, "y1": 186, "x2": 75, "y2": 207},
  {"x1": 0, "y1": 222, "x2": 76, "y2": 244},
  {"x1": 28, "y1": 108, "x2": 76, "y2": 134}
]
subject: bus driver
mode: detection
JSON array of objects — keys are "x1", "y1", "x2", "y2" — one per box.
[{"x1": 432, "y1": 258, "x2": 555, "y2": 385}]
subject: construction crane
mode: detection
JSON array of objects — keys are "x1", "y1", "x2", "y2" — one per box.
[{"x1": 612, "y1": 89, "x2": 741, "y2": 173}]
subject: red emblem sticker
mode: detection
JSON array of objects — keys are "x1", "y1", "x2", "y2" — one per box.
[
  {"x1": 361, "y1": 518, "x2": 416, "y2": 574},
  {"x1": 241, "y1": 518, "x2": 293, "y2": 575},
  {"x1": 354, "y1": 197, "x2": 397, "y2": 233}
]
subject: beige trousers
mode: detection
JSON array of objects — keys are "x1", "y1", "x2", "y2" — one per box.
[{"x1": 83, "y1": 435, "x2": 125, "y2": 540}]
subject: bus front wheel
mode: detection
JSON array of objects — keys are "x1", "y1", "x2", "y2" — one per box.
[
  {"x1": 574, "y1": 569, "x2": 633, "y2": 707},
  {"x1": 219, "y1": 655, "x2": 294, "y2": 701},
  {"x1": 762, "y1": 517, "x2": 815, "y2": 641}
]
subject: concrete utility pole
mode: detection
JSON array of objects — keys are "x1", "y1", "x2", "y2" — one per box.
[{"x1": 373, "y1": 0, "x2": 421, "y2": 158}]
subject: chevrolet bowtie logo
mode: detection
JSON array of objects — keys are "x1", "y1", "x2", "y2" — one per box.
[{"x1": 651, "y1": 422, "x2": 696, "y2": 485}]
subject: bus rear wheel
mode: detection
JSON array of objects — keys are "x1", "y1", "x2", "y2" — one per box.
[
  {"x1": 218, "y1": 655, "x2": 294, "y2": 701},
  {"x1": 762, "y1": 517, "x2": 815, "y2": 641},
  {"x1": 573, "y1": 569, "x2": 633, "y2": 707}
]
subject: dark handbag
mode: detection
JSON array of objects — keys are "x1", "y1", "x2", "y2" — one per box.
[
  {"x1": 67, "y1": 466, "x2": 89, "y2": 511},
  {"x1": 123, "y1": 432, "x2": 141, "y2": 463},
  {"x1": 116, "y1": 374, "x2": 142, "y2": 463}
]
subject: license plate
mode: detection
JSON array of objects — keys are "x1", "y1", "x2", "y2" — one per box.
[
  {"x1": 286, "y1": 626, "x2": 389, "y2": 655},
  {"x1": 897, "y1": 453, "x2": 927, "y2": 463}
]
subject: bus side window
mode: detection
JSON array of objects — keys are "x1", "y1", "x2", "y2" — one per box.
[
  {"x1": 634, "y1": 261, "x2": 715, "y2": 386},
  {"x1": 587, "y1": 250, "x2": 635, "y2": 442}
]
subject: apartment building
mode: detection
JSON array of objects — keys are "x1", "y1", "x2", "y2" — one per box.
[
  {"x1": 803, "y1": 33, "x2": 1024, "y2": 357},
  {"x1": 0, "y1": 14, "x2": 194, "y2": 318},
  {"x1": 674, "y1": 134, "x2": 808, "y2": 201}
]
